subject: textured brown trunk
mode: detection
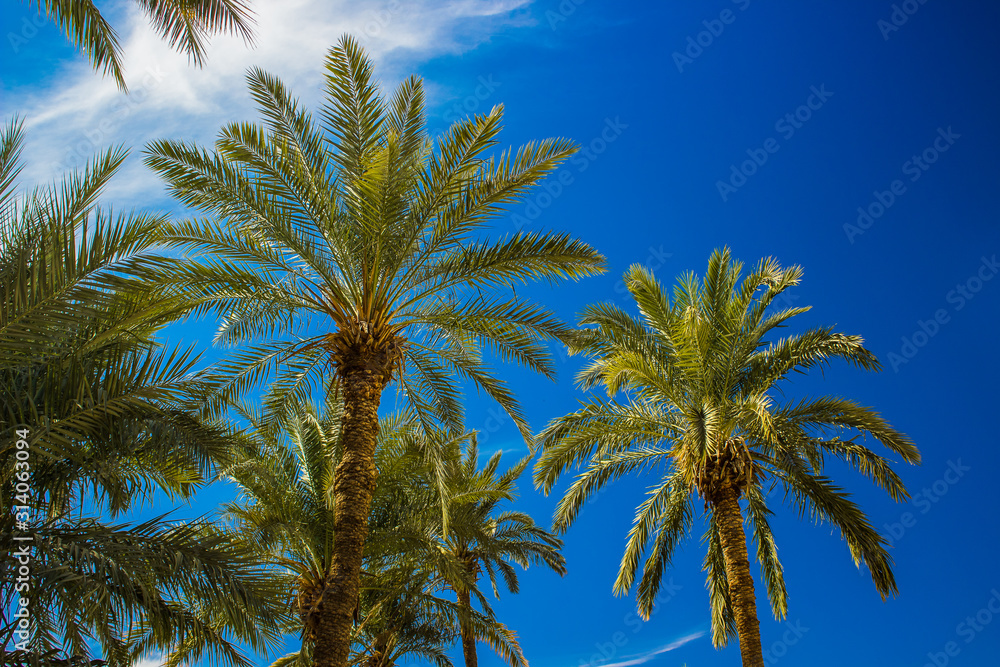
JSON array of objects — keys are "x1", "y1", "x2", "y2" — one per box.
[
  {"x1": 714, "y1": 485, "x2": 765, "y2": 667},
  {"x1": 457, "y1": 587, "x2": 478, "y2": 667},
  {"x1": 311, "y1": 362, "x2": 388, "y2": 667}
]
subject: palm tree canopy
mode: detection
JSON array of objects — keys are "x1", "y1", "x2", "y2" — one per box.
[
  {"x1": 0, "y1": 118, "x2": 285, "y2": 667},
  {"x1": 438, "y1": 437, "x2": 566, "y2": 599},
  {"x1": 143, "y1": 34, "x2": 606, "y2": 441},
  {"x1": 23, "y1": 0, "x2": 255, "y2": 90},
  {"x1": 534, "y1": 247, "x2": 919, "y2": 644},
  {"x1": 220, "y1": 400, "x2": 531, "y2": 667}
]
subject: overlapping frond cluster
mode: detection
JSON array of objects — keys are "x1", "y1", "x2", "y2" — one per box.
[
  {"x1": 435, "y1": 437, "x2": 566, "y2": 596},
  {"x1": 223, "y1": 399, "x2": 562, "y2": 667},
  {"x1": 534, "y1": 247, "x2": 919, "y2": 642},
  {"x1": 0, "y1": 119, "x2": 286, "y2": 666},
  {"x1": 144, "y1": 34, "x2": 606, "y2": 440}
]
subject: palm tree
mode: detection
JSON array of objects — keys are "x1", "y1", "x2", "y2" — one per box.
[
  {"x1": 533, "y1": 248, "x2": 920, "y2": 667},
  {"x1": 351, "y1": 576, "x2": 458, "y2": 667},
  {"x1": 435, "y1": 438, "x2": 565, "y2": 667},
  {"x1": 20, "y1": 0, "x2": 255, "y2": 90},
  {"x1": 0, "y1": 118, "x2": 285, "y2": 667},
  {"x1": 220, "y1": 399, "x2": 525, "y2": 667},
  {"x1": 363, "y1": 426, "x2": 543, "y2": 667},
  {"x1": 145, "y1": 34, "x2": 605, "y2": 667}
]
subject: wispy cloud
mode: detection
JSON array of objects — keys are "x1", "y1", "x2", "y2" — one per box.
[
  {"x1": 133, "y1": 656, "x2": 164, "y2": 667},
  {"x1": 594, "y1": 632, "x2": 706, "y2": 667},
  {"x1": 5, "y1": 0, "x2": 534, "y2": 205},
  {"x1": 478, "y1": 442, "x2": 527, "y2": 458}
]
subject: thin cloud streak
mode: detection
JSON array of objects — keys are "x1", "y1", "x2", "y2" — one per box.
[{"x1": 595, "y1": 631, "x2": 706, "y2": 667}]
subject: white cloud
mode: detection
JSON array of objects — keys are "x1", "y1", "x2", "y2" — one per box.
[
  {"x1": 133, "y1": 656, "x2": 165, "y2": 667},
  {"x1": 594, "y1": 632, "x2": 706, "y2": 667},
  {"x1": 4, "y1": 0, "x2": 534, "y2": 206}
]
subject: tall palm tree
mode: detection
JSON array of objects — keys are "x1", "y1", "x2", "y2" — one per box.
[
  {"x1": 0, "y1": 118, "x2": 285, "y2": 666},
  {"x1": 20, "y1": 0, "x2": 255, "y2": 90},
  {"x1": 533, "y1": 248, "x2": 920, "y2": 667},
  {"x1": 145, "y1": 34, "x2": 605, "y2": 667},
  {"x1": 434, "y1": 438, "x2": 565, "y2": 667}
]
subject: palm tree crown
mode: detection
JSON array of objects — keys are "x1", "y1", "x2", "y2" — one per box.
[
  {"x1": 145, "y1": 34, "x2": 603, "y2": 667},
  {"x1": 144, "y1": 35, "x2": 604, "y2": 435},
  {"x1": 0, "y1": 118, "x2": 284, "y2": 667},
  {"x1": 221, "y1": 400, "x2": 536, "y2": 667},
  {"x1": 434, "y1": 437, "x2": 566, "y2": 667},
  {"x1": 534, "y1": 248, "x2": 919, "y2": 667}
]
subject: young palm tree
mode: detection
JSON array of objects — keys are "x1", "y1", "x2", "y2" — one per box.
[
  {"x1": 145, "y1": 35, "x2": 605, "y2": 667},
  {"x1": 434, "y1": 438, "x2": 566, "y2": 667},
  {"x1": 0, "y1": 118, "x2": 285, "y2": 666},
  {"x1": 350, "y1": 572, "x2": 458, "y2": 667},
  {"x1": 533, "y1": 248, "x2": 920, "y2": 667},
  {"x1": 363, "y1": 428, "x2": 527, "y2": 667},
  {"x1": 221, "y1": 400, "x2": 524, "y2": 667},
  {"x1": 21, "y1": 0, "x2": 255, "y2": 90},
  {"x1": 217, "y1": 396, "x2": 342, "y2": 667}
]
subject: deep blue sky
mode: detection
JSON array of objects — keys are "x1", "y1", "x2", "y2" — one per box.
[{"x1": 3, "y1": 1, "x2": 1000, "y2": 666}]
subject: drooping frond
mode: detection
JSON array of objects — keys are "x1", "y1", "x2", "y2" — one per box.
[
  {"x1": 534, "y1": 247, "x2": 918, "y2": 640},
  {"x1": 27, "y1": 0, "x2": 255, "y2": 90},
  {"x1": 1, "y1": 118, "x2": 285, "y2": 665},
  {"x1": 144, "y1": 34, "x2": 605, "y2": 450}
]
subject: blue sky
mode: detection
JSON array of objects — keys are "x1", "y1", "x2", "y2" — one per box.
[{"x1": 3, "y1": 1, "x2": 1000, "y2": 666}]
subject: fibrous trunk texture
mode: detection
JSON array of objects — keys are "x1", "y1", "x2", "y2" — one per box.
[
  {"x1": 457, "y1": 587, "x2": 478, "y2": 667},
  {"x1": 714, "y1": 484, "x2": 765, "y2": 667},
  {"x1": 312, "y1": 359, "x2": 388, "y2": 667}
]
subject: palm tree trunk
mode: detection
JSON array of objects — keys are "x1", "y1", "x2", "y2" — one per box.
[
  {"x1": 312, "y1": 363, "x2": 388, "y2": 667},
  {"x1": 457, "y1": 588, "x2": 478, "y2": 667},
  {"x1": 714, "y1": 485, "x2": 764, "y2": 667}
]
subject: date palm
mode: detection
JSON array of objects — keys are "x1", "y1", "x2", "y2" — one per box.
[
  {"x1": 145, "y1": 34, "x2": 604, "y2": 667},
  {"x1": 533, "y1": 248, "x2": 920, "y2": 667},
  {"x1": 350, "y1": 574, "x2": 458, "y2": 667},
  {"x1": 0, "y1": 118, "x2": 285, "y2": 666},
  {"x1": 434, "y1": 438, "x2": 565, "y2": 667},
  {"x1": 20, "y1": 0, "x2": 255, "y2": 90},
  {"x1": 221, "y1": 399, "x2": 525, "y2": 667}
]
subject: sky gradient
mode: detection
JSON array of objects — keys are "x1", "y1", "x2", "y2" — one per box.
[{"x1": 3, "y1": 1, "x2": 1000, "y2": 666}]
